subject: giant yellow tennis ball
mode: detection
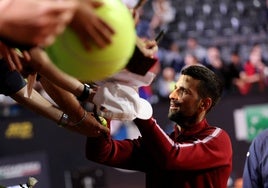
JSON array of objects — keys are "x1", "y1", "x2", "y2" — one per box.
[{"x1": 46, "y1": 0, "x2": 136, "y2": 82}]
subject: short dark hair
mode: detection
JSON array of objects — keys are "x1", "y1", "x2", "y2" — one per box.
[{"x1": 181, "y1": 65, "x2": 223, "y2": 110}]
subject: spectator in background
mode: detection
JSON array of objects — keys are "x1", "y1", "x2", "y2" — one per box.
[
  {"x1": 251, "y1": 43, "x2": 268, "y2": 65},
  {"x1": 242, "y1": 128, "x2": 268, "y2": 188},
  {"x1": 238, "y1": 44, "x2": 268, "y2": 95},
  {"x1": 184, "y1": 53, "x2": 200, "y2": 67},
  {"x1": 225, "y1": 50, "x2": 244, "y2": 94},
  {"x1": 258, "y1": 0, "x2": 268, "y2": 32},
  {"x1": 202, "y1": 46, "x2": 230, "y2": 93},
  {"x1": 162, "y1": 41, "x2": 184, "y2": 73},
  {"x1": 136, "y1": 8, "x2": 151, "y2": 38},
  {"x1": 185, "y1": 37, "x2": 207, "y2": 62},
  {"x1": 155, "y1": 66, "x2": 176, "y2": 101},
  {"x1": 149, "y1": 0, "x2": 176, "y2": 35}
]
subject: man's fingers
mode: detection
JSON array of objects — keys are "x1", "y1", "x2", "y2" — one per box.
[{"x1": 0, "y1": 43, "x2": 16, "y2": 71}]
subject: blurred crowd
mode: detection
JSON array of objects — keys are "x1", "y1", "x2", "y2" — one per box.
[
  {"x1": 148, "y1": 38, "x2": 268, "y2": 103},
  {"x1": 2, "y1": 36, "x2": 268, "y2": 111},
  {"x1": 134, "y1": 0, "x2": 268, "y2": 104},
  {"x1": 1, "y1": 0, "x2": 268, "y2": 110}
]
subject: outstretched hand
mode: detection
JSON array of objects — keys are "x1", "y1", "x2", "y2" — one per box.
[
  {"x1": 0, "y1": 0, "x2": 78, "y2": 48},
  {"x1": 65, "y1": 112, "x2": 110, "y2": 138},
  {"x1": 136, "y1": 37, "x2": 158, "y2": 58},
  {"x1": 0, "y1": 42, "x2": 30, "y2": 72}
]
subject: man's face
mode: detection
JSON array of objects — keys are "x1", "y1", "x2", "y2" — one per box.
[{"x1": 168, "y1": 74, "x2": 203, "y2": 127}]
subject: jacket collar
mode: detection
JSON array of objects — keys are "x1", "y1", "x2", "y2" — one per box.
[{"x1": 174, "y1": 119, "x2": 209, "y2": 139}]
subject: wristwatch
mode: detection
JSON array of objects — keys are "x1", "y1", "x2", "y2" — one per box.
[{"x1": 77, "y1": 84, "x2": 90, "y2": 101}]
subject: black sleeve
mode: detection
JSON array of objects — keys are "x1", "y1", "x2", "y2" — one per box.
[{"x1": 0, "y1": 59, "x2": 26, "y2": 96}]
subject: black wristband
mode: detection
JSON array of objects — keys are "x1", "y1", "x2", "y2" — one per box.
[{"x1": 77, "y1": 84, "x2": 90, "y2": 101}]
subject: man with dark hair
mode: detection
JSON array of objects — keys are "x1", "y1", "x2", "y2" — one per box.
[{"x1": 86, "y1": 65, "x2": 233, "y2": 188}]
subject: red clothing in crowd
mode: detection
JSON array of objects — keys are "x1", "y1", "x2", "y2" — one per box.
[
  {"x1": 86, "y1": 118, "x2": 232, "y2": 188},
  {"x1": 239, "y1": 61, "x2": 266, "y2": 94}
]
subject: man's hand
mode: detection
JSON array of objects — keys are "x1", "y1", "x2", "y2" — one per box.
[
  {"x1": 0, "y1": 0, "x2": 78, "y2": 48},
  {"x1": 0, "y1": 42, "x2": 31, "y2": 72},
  {"x1": 66, "y1": 112, "x2": 110, "y2": 138},
  {"x1": 136, "y1": 37, "x2": 158, "y2": 58}
]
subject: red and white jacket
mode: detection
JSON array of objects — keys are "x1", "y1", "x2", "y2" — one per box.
[{"x1": 86, "y1": 118, "x2": 232, "y2": 188}]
